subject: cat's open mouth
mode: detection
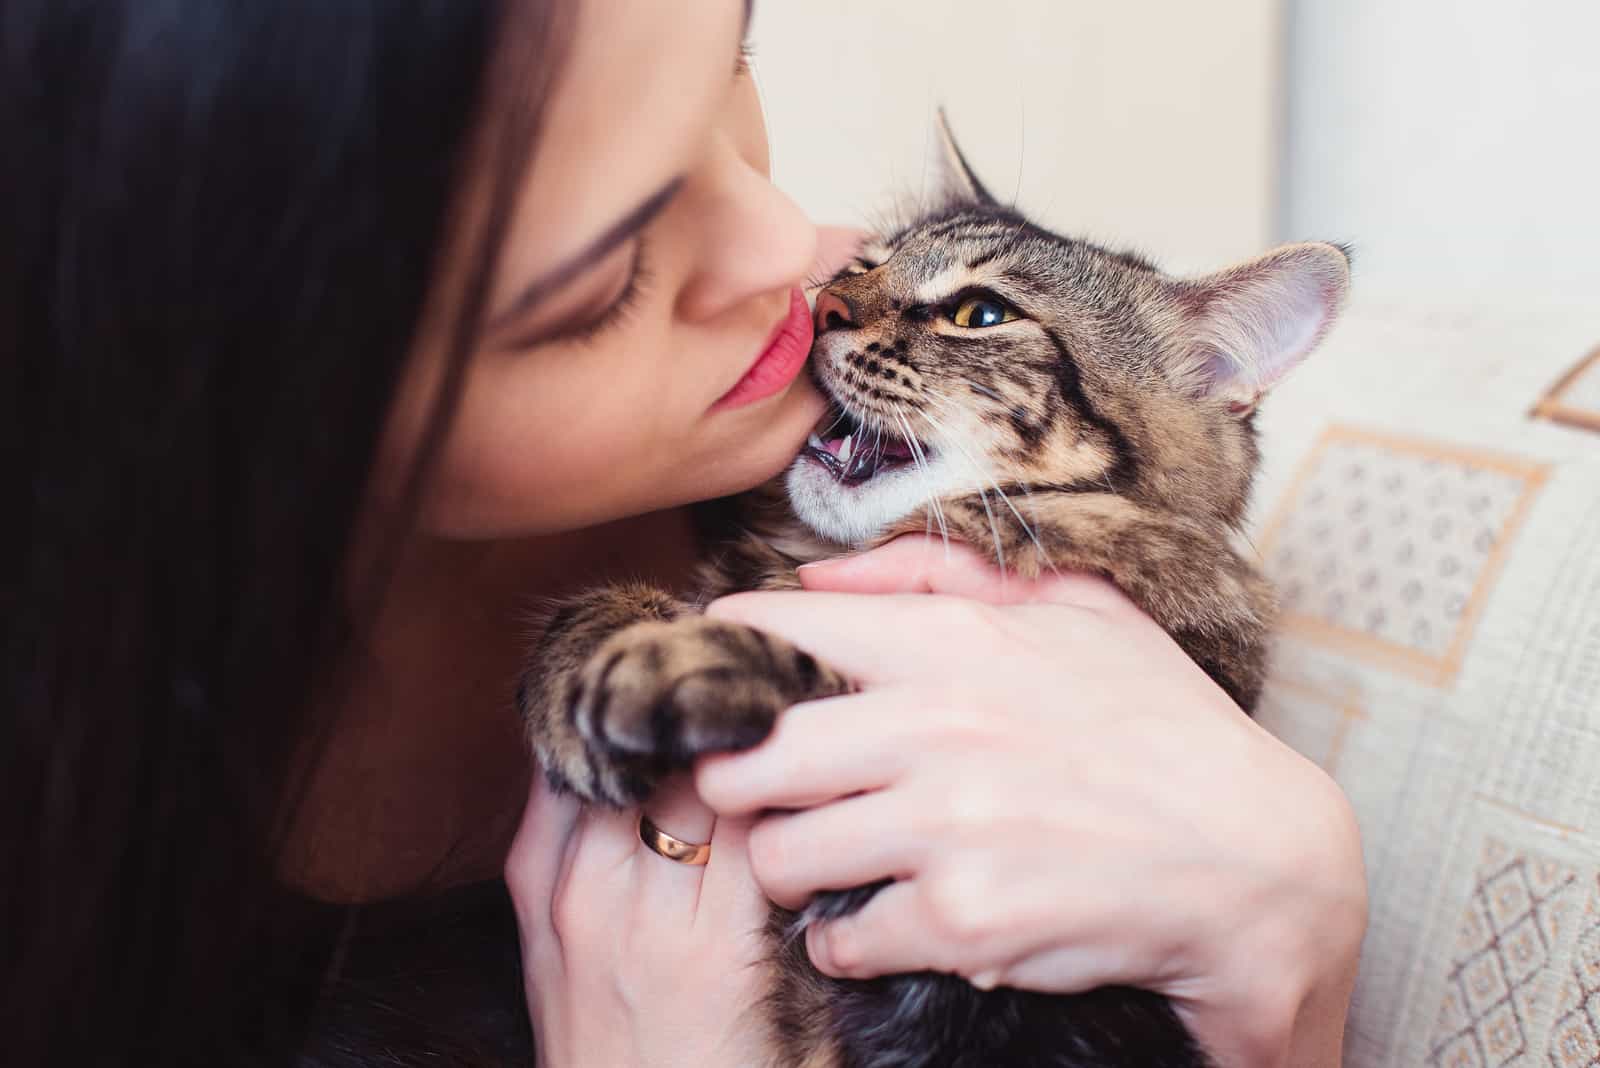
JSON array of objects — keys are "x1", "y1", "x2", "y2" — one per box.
[{"x1": 802, "y1": 404, "x2": 926, "y2": 486}]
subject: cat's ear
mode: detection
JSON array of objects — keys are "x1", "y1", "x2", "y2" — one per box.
[
  {"x1": 928, "y1": 107, "x2": 998, "y2": 207},
  {"x1": 1167, "y1": 242, "x2": 1350, "y2": 416}
]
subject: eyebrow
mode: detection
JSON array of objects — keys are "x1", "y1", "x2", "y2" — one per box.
[{"x1": 489, "y1": 175, "x2": 685, "y2": 332}]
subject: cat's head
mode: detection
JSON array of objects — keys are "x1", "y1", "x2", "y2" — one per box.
[{"x1": 786, "y1": 113, "x2": 1349, "y2": 547}]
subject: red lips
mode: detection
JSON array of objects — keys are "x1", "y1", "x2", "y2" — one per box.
[{"x1": 712, "y1": 287, "x2": 815, "y2": 410}]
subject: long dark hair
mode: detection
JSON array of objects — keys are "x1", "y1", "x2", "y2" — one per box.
[{"x1": 1, "y1": 1, "x2": 567, "y2": 1063}]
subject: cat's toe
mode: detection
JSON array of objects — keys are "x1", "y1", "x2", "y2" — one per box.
[{"x1": 571, "y1": 621, "x2": 786, "y2": 770}]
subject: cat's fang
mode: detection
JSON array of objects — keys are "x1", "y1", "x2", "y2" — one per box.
[{"x1": 838, "y1": 434, "x2": 854, "y2": 463}]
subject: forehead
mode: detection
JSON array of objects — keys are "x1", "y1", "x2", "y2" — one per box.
[
  {"x1": 880, "y1": 210, "x2": 1160, "y2": 299},
  {"x1": 489, "y1": 0, "x2": 743, "y2": 311},
  {"x1": 868, "y1": 210, "x2": 1051, "y2": 302}
]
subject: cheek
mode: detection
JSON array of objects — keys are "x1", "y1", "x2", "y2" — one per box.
[
  {"x1": 415, "y1": 348, "x2": 678, "y2": 536},
  {"x1": 413, "y1": 352, "x2": 823, "y2": 539}
]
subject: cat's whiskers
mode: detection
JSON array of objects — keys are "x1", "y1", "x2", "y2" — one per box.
[
  {"x1": 922, "y1": 395, "x2": 1062, "y2": 578},
  {"x1": 816, "y1": 405, "x2": 850, "y2": 441},
  {"x1": 989, "y1": 471, "x2": 1064, "y2": 578},
  {"x1": 892, "y1": 408, "x2": 952, "y2": 558},
  {"x1": 967, "y1": 382, "x2": 1006, "y2": 404},
  {"x1": 914, "y1": 400, "x2": 1008, "y2": 579}
]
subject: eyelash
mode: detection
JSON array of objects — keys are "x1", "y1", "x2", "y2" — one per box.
[
  {"x1": 565, "y1": 239, "x2": 651, "y2": 346},
  {"x1": 510, "y1": 239, "x2": 651, "y2": 351}
]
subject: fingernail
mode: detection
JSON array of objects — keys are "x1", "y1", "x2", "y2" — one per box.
[
  {"x1": 805, "y1": 924, "x2": 834, "y2": 973},
  {"x1": 796, "y1": 554, "x2": 859, "y2": 574},
  {"x1": 970, "y1": 970, "x2": 1001, "y2": 990}
]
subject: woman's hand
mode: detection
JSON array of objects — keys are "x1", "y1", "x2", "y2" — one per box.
[
  {"x1": 694, "y1": 537, "x2": 1367, "y2": 1068},
  {"x1": 505, "y1": 775, "x2": 773, "y2": 1068}
]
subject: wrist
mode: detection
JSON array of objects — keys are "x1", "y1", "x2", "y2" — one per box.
[
  {"x1": 1279, "y1": 769, "x2": 1366, "y2": 1068},
  {"x1": 1181, "y1": 756, "x2": 1368, "y2": 1066}
]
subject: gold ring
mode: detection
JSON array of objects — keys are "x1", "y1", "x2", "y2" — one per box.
[{"x1": 638, "y1": 814, "x2": 711, "y2": 866}]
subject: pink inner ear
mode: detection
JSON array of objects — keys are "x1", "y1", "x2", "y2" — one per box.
[{"x1": 1185, "y1": 244, "x2": 1350, "y2": 404}]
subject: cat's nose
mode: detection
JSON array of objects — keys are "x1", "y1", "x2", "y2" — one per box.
[{"x1": 813, "y1": 289, "x2": 858, "y2": 333}]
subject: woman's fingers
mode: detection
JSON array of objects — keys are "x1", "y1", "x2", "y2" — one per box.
[
  {"x1": 797, "y1": 537, "x2": 1012, "y2": 598},
  {"x1": 746, "y1": 790, "x2": 922, "y2": 910},
  {"x1": 708, "y1": 553, "x2": 1130, "y2": 687},
  {"x1": 805, "y1": 880, "x2": 956, "y2": 980},
  {"x1": 695, "y1": 691, "x2": 912, "y2": 815},
  {"x1": 641, "y1": 773, "x2": 717, "y2": 857},
  {"x1": 705, "y1": 591, "x2": 935, "y2": 684},
  {"x1": 692, "y1": 814, "x2": 769, "y2": 936},
  {"x1": 807, "y1": 878, "x2": 1114, "y2": 996},
  {"x1": 796, "y1": 534, "x2": 1128, "y2": 612},
  {"x1": 633, "y1": 773, "x2": 718, "y2": 905},
  {"x1": 707, "y1": 588, "x2": 1031, "y2": 686}
]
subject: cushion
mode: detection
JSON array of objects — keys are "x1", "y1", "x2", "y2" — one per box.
[{"x1": 1249, "y1": 296, "x2": 1600, "y2": 1067}]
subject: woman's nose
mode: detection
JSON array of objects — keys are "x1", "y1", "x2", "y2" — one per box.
[
  {"x1": 813, "y1": 289, "x2": 857, "y2": 333},
  {"x1": 673, "y1": 141, "x2": 816, "y2": 324}
]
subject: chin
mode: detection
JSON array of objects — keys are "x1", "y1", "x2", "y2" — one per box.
[
  {"x1": 784, "y1": 452, "x2": 961, "y2": 546},
  {"x1": 710, "y1": 376, "x2": 831, "y2": 491}
]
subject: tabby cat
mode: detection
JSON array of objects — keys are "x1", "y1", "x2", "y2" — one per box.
[{"x1": 517, "y1": 116, "x2": 1350, "y2": 1068}]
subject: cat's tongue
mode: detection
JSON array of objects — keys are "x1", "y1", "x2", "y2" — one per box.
[{"x1": 881, "y1": 438, "x2": 915, "y2": 462}]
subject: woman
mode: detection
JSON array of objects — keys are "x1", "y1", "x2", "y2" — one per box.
[{"x1": 2, "y1": 0, "x2": 1366, "y2": 1065}]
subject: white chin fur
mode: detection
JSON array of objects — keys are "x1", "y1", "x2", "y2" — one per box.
[{"x1": 785, "y1": 452, "x2": 967, "y2": 546}]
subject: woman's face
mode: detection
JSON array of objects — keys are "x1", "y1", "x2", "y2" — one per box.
[{"x1": 384, "y1": 0, "x2": 825, "y2": 537}]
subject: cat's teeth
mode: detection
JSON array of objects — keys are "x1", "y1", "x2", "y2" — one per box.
[
  {"x1": 807, "y1": 433, "x2": 824, "y2": 450},
  {"x1": 838, "y1": 434, "x2": 854, "y2": 463}
]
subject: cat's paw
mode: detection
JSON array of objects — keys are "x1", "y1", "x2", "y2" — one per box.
[{"x1": 569, "y1": 617, "x2": 845, "y2": 806}]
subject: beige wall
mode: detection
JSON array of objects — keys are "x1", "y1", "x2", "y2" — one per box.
[{"x1": 749, "y1": 0, "x2": 1282, "y2": 276}]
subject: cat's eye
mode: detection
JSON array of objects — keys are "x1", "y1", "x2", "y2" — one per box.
[{"x1": 950, "y1": 297, "x2": 1018, "y2": 328}]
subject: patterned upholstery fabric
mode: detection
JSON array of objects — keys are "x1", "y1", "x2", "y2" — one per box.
[{"x1": 1247, "y1": 299, "x2": 1600, "y2": 1067}]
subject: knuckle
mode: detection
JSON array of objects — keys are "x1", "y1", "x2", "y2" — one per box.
[
  {"x1": 502, "y1": 833, "x2": 539, "y2": 901},
  {"x1": 924, "y1": 869, "x2": 994, "y2": 946},
  {"x1": 690, "y1": 761, "x2": 734, "y2": 811},
  {"x1": 943, "y1": 780, "x2": 999, "y2": 835},
  {"x1": 820, "y1": 919, "x2": 865, "y2": 977},
  {"x1": 550, "y1": 884, "x2": 588, "y2": 940},
  {"x1": 746, "y1": 819, "x2": 794, "y2": 893}
]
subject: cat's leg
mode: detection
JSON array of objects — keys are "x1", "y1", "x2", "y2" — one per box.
[
  {"x1": 519, "y1": 583, "x2": 852, "y2": 807},
  {"x1": 518, "y1": 583, "x2": 688, "y2": 803}
]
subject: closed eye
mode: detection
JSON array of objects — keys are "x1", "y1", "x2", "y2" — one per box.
[{"x1": 823, "y1": 256, "x2": 880, "y2": 288}]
